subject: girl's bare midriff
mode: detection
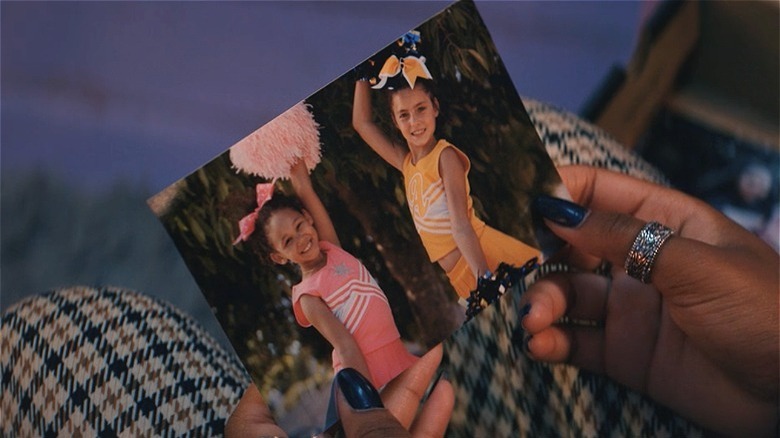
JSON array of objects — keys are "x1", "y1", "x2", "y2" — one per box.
[{"x1": 438, "y1": 247, "x2": 461, "y2": 274}]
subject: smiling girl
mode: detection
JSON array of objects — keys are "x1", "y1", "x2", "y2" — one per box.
[
  {"x1": 234, "y1": 160, "x2": 418, "y2": 389},
  {"x1": 352, "y1": 52, "x2": 540, "y2": 301}
]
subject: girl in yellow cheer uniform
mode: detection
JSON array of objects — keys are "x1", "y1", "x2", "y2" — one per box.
[{"x1": 352, "y1": 49, "x2": 540, "y2": 300}]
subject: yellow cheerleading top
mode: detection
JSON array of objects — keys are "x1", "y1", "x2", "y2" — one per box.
[{"x1": 402, "y1": 139, "x2": 486, "y2": 262}]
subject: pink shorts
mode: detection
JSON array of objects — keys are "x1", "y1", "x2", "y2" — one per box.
[{"x1": 368, "y1": 339, "x2": 418, "y2": 389}]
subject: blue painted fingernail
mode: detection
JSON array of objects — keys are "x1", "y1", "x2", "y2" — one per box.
[
  {"x1": 431, "y1": 369, "x2": 447, "y2": 390},
  {"x1": 519, "y1": 303, "x2": 532, "y2": 330},
  {"x1": 511, "y1": 327, "x2": 525, "y2": 360},
  {"x1": 522, "y1": 335, "x2": 533, "y2": 355},
  {"x1": 425, "y1": 369, "x2": 448, "y2": 402},
  {"x1": 336, "y1": 368, "x2": 383, "y2": 411},
  {"x1": 533, "y1": 195, "x2": 589, "y2": 227}
]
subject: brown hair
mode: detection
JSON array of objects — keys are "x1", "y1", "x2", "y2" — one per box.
[
  {"x1": 384, "y1": 78, "x2": 440, "y2": 131},
  {"x1": 246, "y1": 194, "x2": 305, "y2": 265}
]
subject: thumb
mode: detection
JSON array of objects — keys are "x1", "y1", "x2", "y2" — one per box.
[
  {"x1": 335, "y1": 368, "x2": 409, "y2": 438},
  {"x1": 225, "y1": 385, "x2": 288, "y2": 438}
]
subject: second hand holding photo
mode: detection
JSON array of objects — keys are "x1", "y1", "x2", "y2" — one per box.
[{"x1": 524, "y1": 166, "x2": 779, "y2": 437}]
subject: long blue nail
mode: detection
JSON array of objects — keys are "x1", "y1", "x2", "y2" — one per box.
[
  {"x1": 533, "y1": 195, "x2": 589, "y2": 228},
  {"x1": 520, "y1": 303, "x2": 531, "y2": 320},
  {"x1": 522, "y1": 335, "x2": 533, "y2": 355},
  {"x1": 430, "y1": 369, "x2": 446, "y2": 392},
  {"x1": 424, "y1": 369, "x2": 448, "y2": 403},
  {"x1": 336, "y1": 368, "x2": 383, "y2": 411},
  {"x1": 519, "y1": 303, "x2": 532, "y2": 331}
]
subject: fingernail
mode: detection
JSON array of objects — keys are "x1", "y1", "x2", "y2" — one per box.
[
  {"x1": 335, "y1": 368, "x2": 383, "y2": 411},
  {"x1": 519, "y1": 303, "x2": 532, "y2": 331},
  {"x1": 425, "y1": 369, "x2": 448, "y2": 402},
  {"x1": 522, "y1": 335, "x2": 533, "y2": 355},
  {"x1": 431, "y1": 369, "x2": 446, "y2": 391},
  {"x1": 519, "y1": 303, "x2": 531, "y2": 320},
  {"x1": 511, "y1": 327, "x2": 525, "y2": 360},
  {"x1": 533, "y1": 195, "x2": 589, "y2": 228}
]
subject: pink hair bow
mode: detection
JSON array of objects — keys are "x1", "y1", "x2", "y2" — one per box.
[{"x1": 233, "y1": 181, "x2": 276, "y2": 245}]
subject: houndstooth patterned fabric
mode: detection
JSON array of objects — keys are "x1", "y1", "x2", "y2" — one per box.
[
  {"x1": 442, "y1": 267, "x2": 702, "y2": 437},
  {"x1": 525, "y1": 98, "x2": 668, "y2": 185},
  {"x1": 439, "y1": 100, "x2": 702, "y2": 436},
  {"x1": 0, "y1": 286, "x2": 250, "y2": 437}
]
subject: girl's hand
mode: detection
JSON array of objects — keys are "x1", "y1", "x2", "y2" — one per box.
[
  {"x1": 522, "y1": 166, "x2": 778, "y2": 436},
  {"x1": 288, "y1": 159, "x2": 311, "y2": 187},
  {"x1": 225, "y1": 345, "x2": 453, "y2": 438}
]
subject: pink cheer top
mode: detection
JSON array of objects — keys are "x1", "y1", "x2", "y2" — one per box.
[{"x1": 292, "y1": 241, "x2": 402, "y2": 371}]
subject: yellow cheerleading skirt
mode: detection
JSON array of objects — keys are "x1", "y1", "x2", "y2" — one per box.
[{"x1": 445, "y1": 226, "x2": 541, "y2": 299}]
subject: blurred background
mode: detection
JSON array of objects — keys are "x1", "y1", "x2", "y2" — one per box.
[{"x1": 3, "y1": 0, "x2": 777, "y2": 349}]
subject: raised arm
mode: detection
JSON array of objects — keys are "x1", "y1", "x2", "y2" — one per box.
[
  {"x1": 288, "y1": 160, "x2": 340, "y2": 247},
  {"x1": 352, "y1": 80, "x2": 407, "y2": 171},
  {"x1": 298, "y1": 294, "x2": 372, "y2": 381}
]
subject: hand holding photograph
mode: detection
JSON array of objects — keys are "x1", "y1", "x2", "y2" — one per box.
[{"x1": 148, "y1": 1, "x2": 609, "y2": 435}]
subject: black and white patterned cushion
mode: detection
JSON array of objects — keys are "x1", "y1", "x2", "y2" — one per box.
[
  {"x1": 1, "y1": 286, "x2": 249, "y2": 437},
  {"x1": 525, "y1": 98, "x2": 667, "y2": 184},
  {"x1": 443, "y1": 266, "x2": 702, "y2": 436}
]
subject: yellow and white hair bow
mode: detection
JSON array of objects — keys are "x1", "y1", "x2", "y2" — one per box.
[{"x1": 372, "y1": 55, "x2": 433, "y2": 90}]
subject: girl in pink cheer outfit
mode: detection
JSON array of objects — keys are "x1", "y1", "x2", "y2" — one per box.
[{"x1": 234, "y1": 160, "x2": 417, "y2": 389}]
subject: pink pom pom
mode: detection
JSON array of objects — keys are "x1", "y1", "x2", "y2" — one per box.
[{"x1": 229, "y1": 102, "x2": 322, "y2": 179}]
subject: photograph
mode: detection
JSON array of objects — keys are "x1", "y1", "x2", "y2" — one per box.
[
  {"x1": 148, "y1": 1, "x2": 567, "y2": 434},
  {"x1": 6, "y1": 0, "x2": 778, "y2": 437}
]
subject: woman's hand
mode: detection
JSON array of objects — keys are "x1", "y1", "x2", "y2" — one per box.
[
  {"x1": 224, "y1": 383, "x2": 288, "y2": 438},
  {"x1": 225, "y1": 345, "x2": 453, "y2": 438},
  {"x1": 336, "y1": 344, "x2": 453, "y2": 437},
  {"x1": 524, "y1": 165, "x2": 779, "y2": 436}
]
